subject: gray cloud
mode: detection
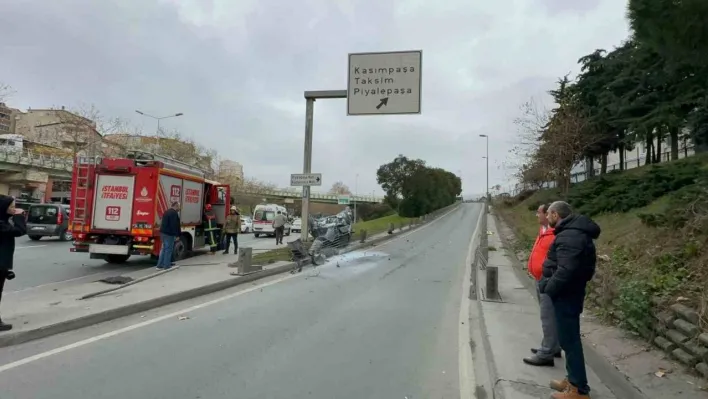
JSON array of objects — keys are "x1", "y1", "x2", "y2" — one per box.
[{"x1": 0, "y1": 0, "x2": 629, "y2": 197}]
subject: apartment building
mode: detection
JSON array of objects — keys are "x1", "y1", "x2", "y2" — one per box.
[{"x1": 0, "y1": 102, "x2": 20, "y2": 134}]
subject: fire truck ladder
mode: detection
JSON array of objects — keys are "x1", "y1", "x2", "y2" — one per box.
[{"x1": 72, "y1": 161, "x2": 93, "y2": 230}]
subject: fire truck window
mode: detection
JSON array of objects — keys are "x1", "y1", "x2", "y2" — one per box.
[{"x1": 216, "y1": 187, "x2": 226, "y2": 204}]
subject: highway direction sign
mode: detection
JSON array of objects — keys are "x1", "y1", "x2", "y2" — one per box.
[
  {"x1": 291, "y1": 173, "x2": 322, "y2": 186},
  {"x1": 337, "y1": 195, "x2": 351, "y2": 205},
  {"x1": 347, "y1": 50, "x2": 422, "y2": 116}
]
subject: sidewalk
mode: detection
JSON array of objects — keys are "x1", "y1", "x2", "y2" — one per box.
[
  {"x1": 478, "y1": 213, "x2": 708, "y2": 399},
  {"x1": 0, "y1": 214, "x2": 432, "y2": 349}
]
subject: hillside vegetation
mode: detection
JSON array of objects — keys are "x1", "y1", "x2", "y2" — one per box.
[{"x1": 497, "y1": 153, "x2": 708, "y2": 333}]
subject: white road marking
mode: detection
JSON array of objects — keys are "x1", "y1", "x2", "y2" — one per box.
[
  {"x1": 15, "y1": 245, "x2": 47, "y2": 249},
  {"x1": 0, "y1": 272, "x2": 301, "y2": 374},
  {"x1": 459, "y1": 205, "x2": 484, "y2": 399},
  {"x1": 0, "y1": 204, "x2": 465, "y2": 373}
]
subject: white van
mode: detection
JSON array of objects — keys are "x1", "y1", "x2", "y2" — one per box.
[{"x1": 252, "y1": 204, "x2": 291, "y2": 238}]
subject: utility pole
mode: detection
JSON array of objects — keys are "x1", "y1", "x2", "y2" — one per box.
[
  {"x1": 479, "y1": 134, "x2": 489, "y2": 203},
  {"x1": 135, "y1": 110, "x2": 184, "y2": 151}
]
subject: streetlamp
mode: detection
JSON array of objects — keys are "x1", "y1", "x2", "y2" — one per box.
[
  {"x1": 479, "y1": 134, "x2": 489, "y2": 202},
  {"x1": 135, "y1": 110, "x2": 184, "y2": 150}
]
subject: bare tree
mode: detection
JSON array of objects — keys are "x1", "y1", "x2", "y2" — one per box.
[
  {"x1": 0, "y1": 83, "x2": 15, "y2": 102},
  {"x1": 328, "y1": 181, "x2": 351, "y2": 195},
  {"x1": 53, "y1": 104, "x2": 123, "y2": 158}
]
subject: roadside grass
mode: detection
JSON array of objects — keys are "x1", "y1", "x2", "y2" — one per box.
[
  {"x1": 352, "y1": 214, "x2": 412, "y2": 236},
  {"x1": 494, "y1": 153, "x2": 708, "y2": 332},
  {"x1": 252, "y1": 247, "x2": 293, "y2": 265}
]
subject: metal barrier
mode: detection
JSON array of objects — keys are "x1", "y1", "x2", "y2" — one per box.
[{"x1": 473, "y1": 202, "x2": 499, "y2": 300}]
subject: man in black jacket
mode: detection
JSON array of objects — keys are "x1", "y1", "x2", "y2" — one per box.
[
  {"x1": 157, "y1": 201, "x2": 181, "y2": 270},
  {"x1": 540, "y1": 201, "x2": 600, "y2": 399},
  {"x1": 0, "y1": 195, "x2": 28, "y2": 331}
]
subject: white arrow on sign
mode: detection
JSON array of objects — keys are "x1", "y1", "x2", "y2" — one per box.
[{"x1": 291, "y1": 173, "x2": 322, "y2": 186}]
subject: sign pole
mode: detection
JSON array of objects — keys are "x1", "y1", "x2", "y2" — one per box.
[{"x1": 301, "y1": 97, "x2": 315, "y2": 242}]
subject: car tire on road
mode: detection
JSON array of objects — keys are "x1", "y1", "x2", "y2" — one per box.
[
  {"x1": 59, "y1": 229, "x2": 72, "y2": 241},
  {"x1": 254, "y1": 233, "x2": 260, "y2": 238},
  {"x1": 28, "y1": 235, "x2": 42, "y2": 241}
]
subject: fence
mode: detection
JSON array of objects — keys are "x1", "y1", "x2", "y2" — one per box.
[
  {"x1": 0, "y1": 147, "x2": 73, "y2": 172},
  {"x1": 503, "y1": 146, "x2": 697, "y2": 197}
]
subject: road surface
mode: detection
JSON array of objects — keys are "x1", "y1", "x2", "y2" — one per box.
[
  {"x1": 0, "y1": 204, "x2": 480, "y2": 399},
  {"x1": 6, "y1": 232, "x2": 301, "y2": 293}
]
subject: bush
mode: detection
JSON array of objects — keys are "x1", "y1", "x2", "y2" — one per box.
[
  {"x1": 566, "y1": 155, "x2": 706, "y2": 216},
  {"x1": 356, "y1": 203, "x2": 395, "y2": 221}
]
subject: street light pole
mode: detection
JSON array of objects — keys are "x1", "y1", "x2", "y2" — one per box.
[
  {"x1": 479, "y1": 134, "x2": 489, "y2": 202},
  {"x1": 135, "y1": 110, "x2": 184, "y2": 152}
]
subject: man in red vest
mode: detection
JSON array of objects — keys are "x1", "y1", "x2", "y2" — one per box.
[{"x1": 523, "y1": 203, "x2": 562, "y2": 366}]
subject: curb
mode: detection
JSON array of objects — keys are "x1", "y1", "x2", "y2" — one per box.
[
  {"x1": 491, "y1": 210, "x2": 647, "y2": 399},
  {"x1": 0, "y1": 203, "x2": 461, "y2": 349}
]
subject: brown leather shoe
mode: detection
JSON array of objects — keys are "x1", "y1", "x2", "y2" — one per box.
[
  {"x1": 550, "y1": 383, "x2": 589, "y2": 399},
  {"x1": 549, "y1": 378, "x2": 569, "y2": 392}
]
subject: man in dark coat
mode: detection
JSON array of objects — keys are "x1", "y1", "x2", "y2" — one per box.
[
  {"x1": 540, "y1": 201, "x2": 600, "y2": 399},
  {"x1": 0, "y1": 195, "x2": 27, "y2": 331},
  {"x1": 157, "y1": 201, "x2": 181, "y2": 270}
]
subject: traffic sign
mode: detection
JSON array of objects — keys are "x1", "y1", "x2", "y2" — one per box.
[
  {"x1": 291, "y1": 173, "x2": 322, "y2": 186},
  {"x1": 338, "y1": 195, "x2": 351, "y2": 205},
  {"x1": 347, "y1": 50, "x2": 422, "y2": 116}
]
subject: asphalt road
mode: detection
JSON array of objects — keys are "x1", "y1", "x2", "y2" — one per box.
[
  {"x1": 0, "y1": 204, "x2": 481, "y2": 399},
  {"x1": 5, "y1": 232, "x2": 301, "y2": 293}
]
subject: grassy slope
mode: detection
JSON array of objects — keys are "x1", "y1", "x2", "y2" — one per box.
[{"x1": 495, "y1": 153, "x2": 708, "y2": 330}]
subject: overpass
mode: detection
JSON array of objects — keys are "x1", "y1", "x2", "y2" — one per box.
[
  {"x1": 0, "y1": 148, "x2": 72, "y2": 199},
  {"x1": 0, "y1": 149, "x2": 385, "y2": 204},
  {"x1": 236, "y1": 189, "x2": 383, "y2": 204}
]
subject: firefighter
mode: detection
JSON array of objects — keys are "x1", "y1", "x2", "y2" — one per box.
[
  {"x1": 203, "y1": 204, "x2": 219, "y2": 254},
  {"x1": 222, "y1": 206, "x2": 240, "y2": 255}
]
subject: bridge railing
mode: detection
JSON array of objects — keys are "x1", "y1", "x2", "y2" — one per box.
[
  {"x1": 237, "y1": 189, "x2": 383, "y2": 203},
  {"x1": 0, "y1": 147, "x2": 73, "y2": 172}
]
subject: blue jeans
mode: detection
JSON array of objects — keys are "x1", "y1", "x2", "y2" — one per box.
[
  {"x1": 157, "y1": 234, "x2": 175, "y2": 268},
  {"x1": 554, "y1": 298, "x2": 590, "y2": 395}
]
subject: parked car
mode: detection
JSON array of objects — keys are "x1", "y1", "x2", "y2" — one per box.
[
  {"x1": 240, "y1": 216, "x2": 253, "y2": 233},
  {"x1": 291, "y1": 218, "x2": 302, "y2": 233},
  {"x1": 26, "y1": 203, "x2": 72, "y2": 241}
]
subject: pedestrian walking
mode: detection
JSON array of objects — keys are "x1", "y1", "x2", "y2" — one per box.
[
  {"x1": 0, "y1": 195, "x2": 28, "y2": 331},
  {"x1": 523, "y1": 203, "x2": 562, "y2": 367},
  {"x1": 540, "y1": 201, "x2": 600, "y2": 399},
  {"x1": 222, "y1": 206, "x2": 240, "y2": 255},
  {"x1": 157, "y1": 201, "x2": 181, "y2": 270},
  {"x1": 272, "y1": 210, "x2": 287, "y2": 245}
]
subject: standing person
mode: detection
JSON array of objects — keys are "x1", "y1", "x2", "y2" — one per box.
[
  {"x1": 540, "y1": 201, "x2": 600, "y2": 399},
  {"x1": 222, "y1": 206, "x2": 240, "y2": 255},
  {"x1": 157, "y1": 201, "x2": 181, "y2": 270},
  {"x1": 523, "y1": 203, "x2": 561, "y2": 367},
  {"x1": 0, "y1": 195, "x2": 27, "y2": 331},
  {"x1": 203, "y1": 204, "x2": 219, "y2": 254},
  {"x1": 272, "y1": 211, "x2": 287, "y2": 245}
]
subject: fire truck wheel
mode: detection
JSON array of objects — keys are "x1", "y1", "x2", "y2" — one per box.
[{"x1": 106, "y1": 255, "x2": 130, "y2": 264}]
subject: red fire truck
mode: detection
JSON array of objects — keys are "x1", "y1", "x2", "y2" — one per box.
[{"x1": 69, "y1": 152, "x2": 230, "y2": 263}]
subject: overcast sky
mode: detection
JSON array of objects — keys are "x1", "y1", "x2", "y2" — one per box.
[{"x1": 0, "y1": 0, "x2": 629, "y2": 198}]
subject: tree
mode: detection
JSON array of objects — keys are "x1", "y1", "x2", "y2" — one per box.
[
  {"x1": 0, "y1": 83, "x2": 14, "y2": 102},
  {"x1": 376, "y1": 155, "x2": 426, "y2": 209},
  {"x1": 328, "y1": 181, "x2": 351, "y2": 196},
  {"x1": 377, "y1": 155, "x2": 461, "y2": 217},
  {"x1": 627, "y1": 0, "x2": 708, "y2": 68}
]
